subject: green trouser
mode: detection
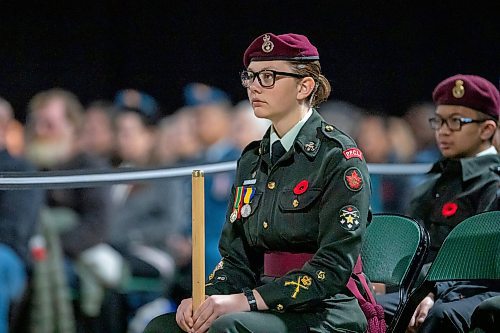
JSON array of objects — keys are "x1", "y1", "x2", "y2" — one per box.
[{"x1": 143, "y1": 297, "x2": 366, "y2": 333}]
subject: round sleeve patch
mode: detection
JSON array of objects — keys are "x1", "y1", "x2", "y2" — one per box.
[
  {"x1": 339, "y1": 205, "x2": 361, "y2": 230},
  {"x1": 344, "y1": 167, "x2": 364, "y2": 191}
]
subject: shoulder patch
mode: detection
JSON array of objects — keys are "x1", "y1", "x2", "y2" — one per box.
[
  {"x1": 241, "y1": 140, "x2": 261, "y2": 155},
  {"x1": 339, "y1": 205, "x2": 361, "y2": 230},
  {"x1": 344, "y1": 167, "x2": 364, "y2": 191},
  {"x1": 342, "y1": 148, "x2": 364, "y2": 161}
]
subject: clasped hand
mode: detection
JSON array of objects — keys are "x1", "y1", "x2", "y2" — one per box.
[{"x1": 176, "y1": 294, "x2": 248, "y2": 333}]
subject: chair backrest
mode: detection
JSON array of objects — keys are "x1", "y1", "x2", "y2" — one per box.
[
  {"x1": 391, "y1": 210, "x2": 500, "y2": 333},
  {"x1": 361, "y1": 213, "x2": 429, "y2": 294},
  {"x1": 361, "y1": 213, "x2": 430, "y2": 333}
]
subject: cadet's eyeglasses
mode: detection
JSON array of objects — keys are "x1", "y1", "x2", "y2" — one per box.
[
  {"x1": 240, "y1": 69, "x2": 305, "y2": 88},
  {"x1": 428, "y1": 116, "x2": 487, "y2": 131}
]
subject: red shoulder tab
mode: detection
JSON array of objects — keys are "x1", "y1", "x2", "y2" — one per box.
[{"x1": 343, "y1": 148, "x2": 364, "y2": 160}]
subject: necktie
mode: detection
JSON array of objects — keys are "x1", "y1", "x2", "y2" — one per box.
[{"x1": 271, "y1": 140, "x2": 286, "y2": 165}]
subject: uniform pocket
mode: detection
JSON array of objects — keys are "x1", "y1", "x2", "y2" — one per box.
[
  {"x1": 279, "y1": 188, "x2": 322, "y2": 211},
  {"x1": 277, "y1": 188, "x2": 322, "y2": 243}
]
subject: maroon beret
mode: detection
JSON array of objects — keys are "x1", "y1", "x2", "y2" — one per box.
[
  {"x1": 243, "y1": 33, "x2": 319, "y2": 68},
  {"x1": 432, "y1": 74, "x2": 499, "y2": 119}
]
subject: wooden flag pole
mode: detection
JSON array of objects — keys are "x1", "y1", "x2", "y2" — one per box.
[{"x1": 192, "y1": 170, "x2": 205, "y2": 312}]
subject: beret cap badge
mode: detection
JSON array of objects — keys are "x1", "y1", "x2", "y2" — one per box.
[
  {"x1": 452, "y1": 80, "x2": 465, "y2": 99},
  {"x1": 261, "y1": 34, "x2": 274, "y2": 53}
]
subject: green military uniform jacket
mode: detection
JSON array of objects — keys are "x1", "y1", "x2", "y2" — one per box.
[
  {"x1": 205, "y1": 110, "x2": 371, "y2": 314},
  {"x1": 407, "y1": 153, "x2": 500, "y2": 303},
  {"x1": 407, "y1": 153, "x2": 499, "y2": 262}
]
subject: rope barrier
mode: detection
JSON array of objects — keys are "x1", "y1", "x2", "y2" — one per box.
[{"x1": 0, "y1": 161, "x2": 432, "y2": 190}]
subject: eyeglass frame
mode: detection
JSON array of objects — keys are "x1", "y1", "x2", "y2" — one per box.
[
  {"x1": 428, "y1": 116, "x2": 488, "y2": 131},
  {"x1": 240, "y1": 69, "x2": 306, "y2": 88}
]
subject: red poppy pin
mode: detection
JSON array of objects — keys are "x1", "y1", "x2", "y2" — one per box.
[
  {"x1": 293, "y1": 180, "x2": 309, "y2": 195},
  {"x1": 442, "y1": 202, "x2": 458, "y2": 217}
]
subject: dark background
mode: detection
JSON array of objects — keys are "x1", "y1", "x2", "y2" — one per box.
[{"x1": 1, "y1": 1, "x2": 498, "y2": 122}]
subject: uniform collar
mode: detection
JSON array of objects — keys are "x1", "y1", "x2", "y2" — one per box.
[
  {"x1": 476, "y1": 145, "x2": 498, "y2": 157},
  {"x1": 270, "y1": 108, "x2": 312, "y2": 152},
  {"x1": 430, "y1": 154, "x2": 500, "y2": 181},
  {"x1": 294, "y1": 110, "x2": 323, "y2": 159},
  {"x1": 260, "y1": 109, "x2": 322, "y2": 163}
]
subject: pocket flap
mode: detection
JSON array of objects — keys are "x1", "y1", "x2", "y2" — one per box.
[{"x1": 279, "y1": 189, "x2": 321, "y2": 211}]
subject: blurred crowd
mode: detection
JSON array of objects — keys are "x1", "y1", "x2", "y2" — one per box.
[{"x1": 0, "y1": 83, "x2": 450, "y2": 333}]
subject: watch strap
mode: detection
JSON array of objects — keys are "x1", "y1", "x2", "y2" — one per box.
[{"x1": 242, "y1": 287, "x2": 258, "y2": 311}]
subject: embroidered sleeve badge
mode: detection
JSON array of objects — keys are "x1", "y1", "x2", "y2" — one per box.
[
  {"x1": 342, "y1": 148, "x2": 364, "y2": 160},
  {"x1": 339, "y1": 205, "x2": 361, "y2": 230},
  {"x1": 344, "y1": 167, "x2": 363, "y2": 191},
  {"x1": 284, "y1": 275, "x2": 312, "y2": 298}
]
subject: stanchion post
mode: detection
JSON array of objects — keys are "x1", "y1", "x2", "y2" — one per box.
[{"x1": 192, "y1": 170, "x2": 205, "y2": 312}]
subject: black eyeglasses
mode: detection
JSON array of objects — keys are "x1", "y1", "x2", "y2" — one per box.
[
  {"x1": 428, "y1": 116, "x2": 487, "y2": 131},
  {"x1": 240, "y1": 69, "x2": 305, "y2": 88}
]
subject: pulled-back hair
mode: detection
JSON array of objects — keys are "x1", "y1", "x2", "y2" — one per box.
[{"x1": 290, "y1": 61, "x2": 331, "y2": 108}]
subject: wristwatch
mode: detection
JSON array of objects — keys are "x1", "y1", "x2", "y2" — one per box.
[{"x1": 242, "y1": 287, "x2": 258, "y2": 311}]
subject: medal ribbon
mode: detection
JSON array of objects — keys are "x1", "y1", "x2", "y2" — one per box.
[
  {"x1": 243, "y1": 187, "x2": 255, "y2": 204},
  {"x1": 233, "y1": 186, "x2": 244, "y2": 218}
]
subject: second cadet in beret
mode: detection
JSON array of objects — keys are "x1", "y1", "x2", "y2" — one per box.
[{"x1": 377, "y1": 74, "x2": 500, "y2": 332}]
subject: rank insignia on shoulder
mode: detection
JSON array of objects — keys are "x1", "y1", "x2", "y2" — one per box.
[
  {"x1": 339, "y1": 205, "x2": 361, "y2": 230},
  {"x1": 342, "y1": 148, "x2": 364, "y2": 160},
  {"x1": 344, "y1": 167, "x2": 363, "y2": 191}
]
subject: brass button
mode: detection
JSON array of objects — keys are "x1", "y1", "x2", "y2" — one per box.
[
  {"x1": 267, "y1": 181, "x2": 276, "y2": 190},
  {"x1": 276, "y1": 304, "x2": 284, "y2": 311},
  {"x1": 293, "y1": 199, "x2": 299, "y2": 207},
  {"x1": 325, "y1": 125, "x2": 334, "y2": 132},
  {"x1": 263, "y1": 221, "x2": 269, "y2": 229}
]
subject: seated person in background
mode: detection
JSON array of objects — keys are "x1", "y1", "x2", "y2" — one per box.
[
  {"x1": 0, "y1": 97, "x2": 44, "y2": 333},
  {"x1": 25, "y1": 88, "x2": 118, "y2": 332},
  {"x1": 108, "y1": 105, "x2": 186, "y2": 290},
  {"x1": 377, "y1": 74, "x2": 500, "y2": 333}
]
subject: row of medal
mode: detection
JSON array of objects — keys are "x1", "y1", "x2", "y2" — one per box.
[{"x1": 230, "y1": 186, "x2": 255, "y2": 223}]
